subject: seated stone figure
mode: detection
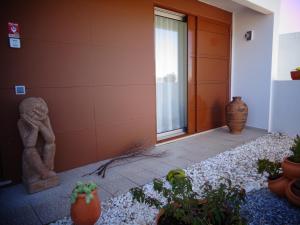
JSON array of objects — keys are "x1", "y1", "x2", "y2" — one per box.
[{"x1": 18, "y1": 97, "x2": 59, "y2": 193}]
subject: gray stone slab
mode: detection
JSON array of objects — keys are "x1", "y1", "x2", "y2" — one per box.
[
  {"x1": 118, "y1": 158, "x2": 175, "y2": 178},
  {"x1": 174, "y1": 128, "x2": 266, "y2": 154},
  {"x1": 205, "y1": 127, "x2": 266, "y2": 142},
  {"x1": 0, "y1": 184, "x2": 30, "y2": 208},
  {"x1": 0, "y1": 204, "x2": 42, "y2": 225},
  {"x1": 97, "y1": 174, "x2": 137, "y2": 197},
  {"x1": 156, "y1": 156, "x2": 194, "y2": 169},
  {"x1": 96, "y1": 188, "x2": 114, "y2": 202},
  {"x1": 109, "y1": 165, "x2": 159, "y2": 186},
  {"x1": 31, "y1": 195, "x2": 70, "y2": 225},
  {"x1": 179, "y1": 148, "x2": 217, "y2": 163}
]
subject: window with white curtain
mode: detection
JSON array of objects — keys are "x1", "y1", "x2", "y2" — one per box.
[{"x1": 155, "y1": 9, "x2": 187, "y2": 137}]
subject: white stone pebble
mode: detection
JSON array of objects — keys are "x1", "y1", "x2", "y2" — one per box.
[{"x1": 51, "y1": 133, "x2": 293, "y2": 225}]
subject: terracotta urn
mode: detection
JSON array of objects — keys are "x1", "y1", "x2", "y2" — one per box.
[
  {"x1": 225, "y1": 97, "x2": 248, "y2": 134},
  {"x1": 268, "y1": 174, "x2": 290, "y2": 197},
  {"x1": 71, "y1": 190, "x2": 101, "y2": 225},
  {"x1": 291, "y1": 71, "x2": 300, "y2": 80},
  {"x1": 282, "y1": 157, "x2": 300, "y2": 180},
  {"x1": 285, "y1": 179, "x2": 300, "y2": 206}
]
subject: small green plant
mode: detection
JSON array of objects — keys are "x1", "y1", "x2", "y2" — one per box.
[
  {"x1": 202, "y1": 179, "x2": 246, "y2": 225},
  {"x1": 289, "y1": 135, "x2": 300, "y2": 163},
  {"x1": 257, "y1": 159, "x2": 281, "y2": 179},
  {"x1": 130, "y1": 169, "x2": 246, "y2": 225},
  {"x1": 70, "y1": 181, "x2": 97, "y2": 204},
  {"x1": 296, "y1": 67, "x2": 300, "y2": 71},
  {"x1": 166, "y1": 168, "x2": 186, "y2": 184}
]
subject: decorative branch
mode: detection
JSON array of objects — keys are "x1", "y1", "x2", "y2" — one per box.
[{"x1": 83, "y1": 142, "x2": 166, "y2": 178}]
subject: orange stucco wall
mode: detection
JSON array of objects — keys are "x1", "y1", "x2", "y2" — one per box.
[{"x1": 0, "y1": 0, "x2": 231, "y2": 182}]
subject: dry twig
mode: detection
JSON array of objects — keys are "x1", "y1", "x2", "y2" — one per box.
[{"x1": 83, "y1": 143, "x2": 165, "y2": 178}]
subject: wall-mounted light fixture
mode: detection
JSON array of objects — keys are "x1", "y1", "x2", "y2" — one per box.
[{"x1": 245, "y1": 30, "x2": 254, "y2": 41}]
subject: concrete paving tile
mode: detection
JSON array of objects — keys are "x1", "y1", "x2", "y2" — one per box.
[
  {"x1": 96, "y1": 188, "x2": 113, "y2": 202},
  {"x1": 177, "y1": 137, "x2": 240, "y2": 154},
  {"x1": 156, "y1": 144, "x2": 190, "y2": 158},
  {"x1": 0, "y1": 204, "x2": 42, "y2": 225},
  {"x1": 0, "y1": 184, "x2": 30, "y2": 208},
  {"x1": 179, "y1": 148, "x2": 217, "y2": 163},
  {"x1": 28, "y1": 184, "x2": 70, "y2": 204},
  {"x1": 97, "y1": 175, "x2": 137, "y2": 197},
  {"x1": 116, "y1": 167, "x2": 158, "y2": 186},
  {"x1": 207, "y1": 127, "x2": 266, "y2": 142},
  {"x1": 156, "y1": 155, "x2": 194, "y2": 170},
  {"x1": 31, "y1": 194, "x2": 70, "y2": 225},
  {"x1": 119, "y1": 158, "x2": 176, "y2": 178}
]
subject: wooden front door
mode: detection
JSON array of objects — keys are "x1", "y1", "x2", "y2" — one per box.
[{"x1": 196, "y1": 17, "x2": 230, "y2": 132}]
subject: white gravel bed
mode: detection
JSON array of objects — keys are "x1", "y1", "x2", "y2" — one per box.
[{"x1": 52, "y1": 133, "x2": 293, "y2": 225}]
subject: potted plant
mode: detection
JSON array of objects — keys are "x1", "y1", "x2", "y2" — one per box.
[
  {"x1": 282, "y1": 135, "x2": 300, "y2": 179},
  {"x1": 291, "y1": 67, "x2": 300, "y2": 80},
  {"x1": 257, "y1": 159, "x2": 289, "y2": 197},
  {"x1": 70, "y1": 181, "x2": 101, "y2": 225},
  {"x1": 286, "y1": 179, "x2": 300, "y2": 206},
  {"x1": 130, "y1": 169, "x2": 246, "y2": 225}
]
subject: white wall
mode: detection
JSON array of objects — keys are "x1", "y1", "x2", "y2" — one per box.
[
  {"x1": 279, "y1": 0, "x2": 300, "y2": 34},
  {"x1": 277, "y1": 32, "x2": 300, "y2": 80},
  {"x1": 269, "y1": 0, "x2": 300, "y2": 135},
  {"x1": 232, "y1": 7, "x2": 274, "y2": 129},
  {"x1": 276, "y1": 0, "x2": 300, "y2": 80},
  {"x1": 270, "y1": 80, "x2": 300, "y2": 136}
]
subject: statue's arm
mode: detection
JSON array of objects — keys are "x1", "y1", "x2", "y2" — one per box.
[
  {"x1": 39, "y1": 117, "x2": 55, "y2": 144},
  {"x1": 17, "y1": 119, "x2": 39, "y2": 148}
]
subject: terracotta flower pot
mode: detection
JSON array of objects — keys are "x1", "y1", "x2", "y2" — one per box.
[
  {"x1": 282, "y1": 157, "x2": 300, "y2": 180},
  {"x1": 268, "y1": 174, "x2": 289, "y2": 197},
  {"x1": 292, "y1": 180, "x2": 300, "y2": 196},
  {"x1": 285, "y1": 179, "x2": 300, "y2": 207},
  {"x1": 156, "y1": 207, "x2": 165, "y2": 225},
  {"x1": 225, "y1": 96, "x2": 248, "y2": 134},
  {"x1": 291, "y1": 71, "x2": 300, "y2": 80},
  {"x1": 71, "y1": 190, "x2": 101, "y2": 225}
]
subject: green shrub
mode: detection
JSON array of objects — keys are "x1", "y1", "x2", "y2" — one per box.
[
  {"x1": 130, "y1": 169, "x2": 246, "y2": 225},
  {"x1": 289, "y1": 135, "x2": 300, "y2": 163},
  {"x1": 202, "y1": 179, "x2": 246, "y2": 225},
  {"x1": 257, "y1": 159, "x2": 281, "y2": 179},
  {"x1": 70, "y1": 181, "x2": 97, "y2": 204}
]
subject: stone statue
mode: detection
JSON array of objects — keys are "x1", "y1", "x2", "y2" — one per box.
[{"x1": 18, "y1": 97, "x2": 59, "y2": 193}]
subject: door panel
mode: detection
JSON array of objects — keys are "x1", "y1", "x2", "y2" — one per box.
[
  {"x1": 187, "y1": 15, "x2": 197, "y2": 134},
  {"x1": 197, "y1": 107, "x2": 226, "y2": 131},
  {"x1": 198, "y1": 19, "x2": 230, "y2": 34},
  {"x1": 197, "y1": 58, "x2": 228, "y2": 82},
  {"x1": 197, "y1": 31, "x2": 230, "y2": 59},
  {"x1": 197, "y1": 83, "x2": 227, "y2": 109},
  {"x1": 196, "y1": 18, "x2": 230, "y2": 132}
]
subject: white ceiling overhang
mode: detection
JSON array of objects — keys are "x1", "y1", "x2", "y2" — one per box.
[{"x1": 198, "y1": 0, "x2": 275, "y2": 14}]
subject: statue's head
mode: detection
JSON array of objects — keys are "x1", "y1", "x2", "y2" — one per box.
[{"x1": 19, "y1": 97, "x2": 48, "y2": 121}]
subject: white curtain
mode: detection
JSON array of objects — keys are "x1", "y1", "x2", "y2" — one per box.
[{"x1": 155, "y1": 16, "x2": 187, "y2": 134}]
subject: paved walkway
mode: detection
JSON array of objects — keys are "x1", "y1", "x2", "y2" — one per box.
[{"x1": 0, "y1": 127, "x2": 267, "y2": 225}]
